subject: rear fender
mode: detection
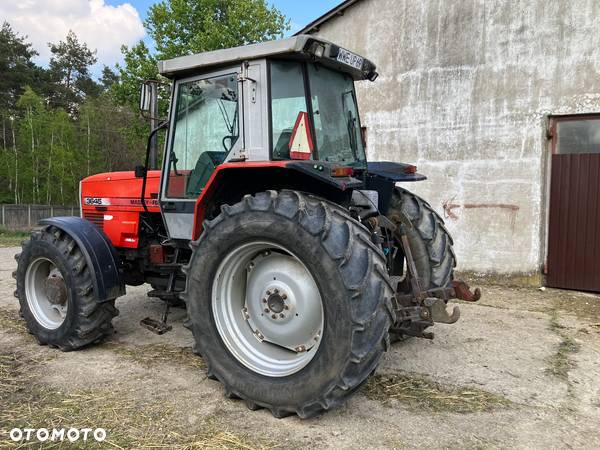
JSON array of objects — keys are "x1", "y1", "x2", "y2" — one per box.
[
  {"x1": 40, "y1": 217, "x2": 125, "y2": 302},
  {"x1": 365, "y1": 162, "x2": 426, "y2": 215},
  {"x1": 192, "y1": 161, "x2": 362, "y2": 239},
  {"x1": 366, "y1": 161, "x2": 427, "y2": 182}
]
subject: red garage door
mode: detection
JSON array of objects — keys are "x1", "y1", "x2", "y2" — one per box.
[{"x1": 547, "y1": 116, "x2": 600, "y2": 291}]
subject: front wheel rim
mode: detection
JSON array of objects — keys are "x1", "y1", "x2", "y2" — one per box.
[
  {"x1": 212, "y1": 241, "x2": 324, "y2": 377},
  {"x1": 25, "y1": 257, "x2": 68, "y2": 330}
]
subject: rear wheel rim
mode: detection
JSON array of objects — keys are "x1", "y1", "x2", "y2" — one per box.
[
  {"x1": 212, "y1": 241, "x2": 324, "y2": 377},
  {"x1": 25, "y1": 257, "x2": 68, "y2": 330}
]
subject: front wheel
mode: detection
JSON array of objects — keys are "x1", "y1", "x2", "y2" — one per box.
[
  {"x1": 184, "y1": 190, "x2": 394, "y2": 418},
  {"x1": 13, "y1": 225, "x2": 118, "y2": 350},
  {"x1": 388, "y1": 186, "x2": 456, "y2": 290},
  {"x1": 387, "y1": 187, "x2": 456, "y2": 339}
]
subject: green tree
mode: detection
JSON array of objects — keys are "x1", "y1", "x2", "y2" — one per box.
[
  {"x1": 114, "y1": 40, "x2": 158, "y2": 110},
  {"x1": 0, "y1": 22, "x2": 46, "y2": 111},
  {"x1": 0, "y1": 22, "x2": 49, "y2": 202},
  {"x1": 147, "y1": 0, "x2": 289, "y2": 57},
  {"x1": 116, "y1": 0, "x2": 288, "y2": 108},
  {"x1": 48, "y1": 30, "x2": 98, "y2": 112},
  {"x1": 99, "y1": 65, "x2": 120, "y2": 92},
  {"x1": 79, "y1": 94, "x2": 147, "y2": 175},
  {"x1": 16, "y1": 87, "x2": 45, "y2": 204}
]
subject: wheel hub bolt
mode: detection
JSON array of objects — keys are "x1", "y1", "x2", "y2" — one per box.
[
  {"x1": 264, "y1": 308, "x2": 269, "y2": 313},
  {"x1": 282, "y1": 294, "x2": 287, "y2": 300},
  {"x1": 266, "y1": 290, "x2": 271, "y2": 295},
  {"x1": 271, "y1": 314, "x2": 277, "y2": 319},
  {"x1": 262, "y1": 298, "x2": 267, "y2": 303},
  {"x1": 279, "y1": 313, "x2": 285, "y2": 318}
]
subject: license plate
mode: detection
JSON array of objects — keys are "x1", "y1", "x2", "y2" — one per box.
[{"x1": 336, "y1": 48, "x2": 364, "y2": 70}]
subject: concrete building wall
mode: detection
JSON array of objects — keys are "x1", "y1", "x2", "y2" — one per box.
[{"x1": 309, "y1": 0, "x2": 600, "y2": 276}]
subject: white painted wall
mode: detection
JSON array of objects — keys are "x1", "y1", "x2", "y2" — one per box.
[{"x1": 310, "y1": 0, "x2": 600, "y2": 274}]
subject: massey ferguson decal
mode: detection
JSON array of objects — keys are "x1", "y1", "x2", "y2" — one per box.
[
  {"x1": 129, "y1": 198, "x2": 159, "y2": 207},
  {"x1": 83, "y1": 197, "x2": 159, "y2": 207}
]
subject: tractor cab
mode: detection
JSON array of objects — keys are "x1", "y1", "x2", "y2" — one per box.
[{"x1": 152, "y1": 35, "x2": 379, "y2": 240}]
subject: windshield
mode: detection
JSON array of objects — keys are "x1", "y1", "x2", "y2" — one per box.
[
  {"x1": 269, "y1": 61, "x2": 366, "y2": 167},
  {"x1": 307, "y1": 64, "x2": 366, "y2": 167}
]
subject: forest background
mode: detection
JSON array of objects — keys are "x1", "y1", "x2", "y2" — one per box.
[{"x1": 0, "y1": 0, "x2": 288, "y2": 205}]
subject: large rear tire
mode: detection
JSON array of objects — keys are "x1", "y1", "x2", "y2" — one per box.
[
  {"x1": 184, "y1": 190, "x2": 394, "y2": 418},
  {"x1": 13, "y1": 225, "x2": 118, "y2": 351}
]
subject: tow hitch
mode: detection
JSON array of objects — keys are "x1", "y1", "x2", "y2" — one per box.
[{"x1": 390, "y1": 224, "x2": 481, "y2": 339}]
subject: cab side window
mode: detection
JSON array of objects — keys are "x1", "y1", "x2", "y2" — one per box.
[
  {"x1": 166, "y1": 73, "x2": 239, "y2": 198},
  {"x1": 270, "y1": 61, "x2": 307, "y2": 159}
]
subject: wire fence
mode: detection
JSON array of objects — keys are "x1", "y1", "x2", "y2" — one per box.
[{"x1": 0, "y1": 204, "x2": 78, "y2": 230}]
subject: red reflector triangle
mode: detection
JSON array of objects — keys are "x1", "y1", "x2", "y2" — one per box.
[{"x1": 289, "y1": 112, "x2": 314, "y2": 160}]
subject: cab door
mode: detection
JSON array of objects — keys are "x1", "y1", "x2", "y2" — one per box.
[{"x1": 160, "y1": 66, "x2": 244, "y2": 239}]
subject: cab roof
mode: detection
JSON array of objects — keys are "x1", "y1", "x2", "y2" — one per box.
[{"x1": 157, "y1": 34, "x2": 377, "y2": 81}]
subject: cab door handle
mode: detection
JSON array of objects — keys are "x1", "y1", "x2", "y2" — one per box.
[{"x1": 162, "y1": 202, "x2": 177, "y2": 211}]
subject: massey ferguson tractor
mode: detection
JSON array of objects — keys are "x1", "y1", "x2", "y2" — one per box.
[{"x1": 14, "y1": 35, "x2": 480, "y2": 418}]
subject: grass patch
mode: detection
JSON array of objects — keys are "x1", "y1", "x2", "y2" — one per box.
[
  {"x1": 105, "y1": 343, "x2": 204, "y2": 370},
  {"x1": 546, "y1": 337, "x2": 581, "y2": 381},
  {"x1": 0, "y1": 349, "x2": 269, "y2": 449},
  {"x1": 363, "y1": 373, "x2": 511, "y2": 413},
  {"x1": 0, "y1": 350, "x2": 38, "y2": 397},
  {"x1": 0, "y1": 309, "x2": 28, "y2": 337},
  {"x1": 546, "y1": 311, "x2": 581, "y2": 382},
  {"x1": 0, "y1": 227, "x2": 29, "y2": 248}
]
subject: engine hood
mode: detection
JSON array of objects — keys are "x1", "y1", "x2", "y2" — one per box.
[{"x1": 80, "y1": 170, "x2": 162, "y2": 212}]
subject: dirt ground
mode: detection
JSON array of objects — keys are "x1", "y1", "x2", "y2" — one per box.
[{"x1": 1, "y1": 245, "x2": 600, "y2": 449}]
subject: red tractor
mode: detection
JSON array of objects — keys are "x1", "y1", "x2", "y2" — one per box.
[{"x1": 14, "y1": 35, "x2": 479, "y2": 418}]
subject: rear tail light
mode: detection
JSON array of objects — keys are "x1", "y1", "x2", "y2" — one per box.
[
  {"x1": 404, "y1": 164, "x2": 417, "y2": 174},
  {"x1": 331, "y1": 166, "x2": 354, "y2": 177}
]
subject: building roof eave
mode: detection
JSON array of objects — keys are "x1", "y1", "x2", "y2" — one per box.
[{"x1": 294, "y1": 0, "x2": 364, "y2": 35}]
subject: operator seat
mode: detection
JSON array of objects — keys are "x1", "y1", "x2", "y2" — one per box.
[{"x1": 186, "y1": 151, "x2": 227, "y2": 197}]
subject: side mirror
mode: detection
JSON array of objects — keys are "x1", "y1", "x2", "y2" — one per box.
[
  {"x1": 134, "y1": 165, "x2": 147, "y2": 178},
  {"x1": 139, "y1": 82, "x2": 152, "y2": 112}
]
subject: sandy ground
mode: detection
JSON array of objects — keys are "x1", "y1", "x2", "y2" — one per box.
[{"x1": 1, "y1": 244, "x2": 600, "y2": 449}]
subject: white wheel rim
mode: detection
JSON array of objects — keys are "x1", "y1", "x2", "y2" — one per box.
[
  {"x1": 25, "y1": 257, "x2": 68, "y2": 330},
  {"x1": 212, "y1": 241, "x2": 324, "y2": 377}
]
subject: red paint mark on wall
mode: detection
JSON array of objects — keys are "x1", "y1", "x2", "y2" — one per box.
[
  {"x1": 462, "y1": 203, "x2": 519, "y2": 212},
  {"x1": 442, "y1": 199, "x2": 520, "y2": 230},
  {"x1": 442, "y1": 199, "x2": 460, "y2": 220}
]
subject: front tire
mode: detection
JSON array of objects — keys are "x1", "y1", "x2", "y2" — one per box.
[
  {"x1": 14, "y1": 225, "x2": 118, "y2": 351},
  {"x1": 388, "y1": 186, "x2": 456, "y2": 289},
  {"x1": 387, "y1": 187, "x2": 456, "y2": 340},
  {"x1": 184, "y1": 190, "x2": 394, "y2": 418}
]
